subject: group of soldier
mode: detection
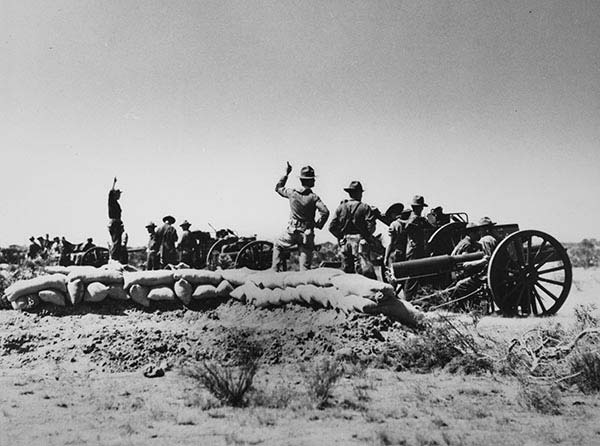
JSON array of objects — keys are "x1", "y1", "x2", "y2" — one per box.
[
  {"x1": 108, "y1": 178, "x2": 198, "y2": 270},
  {"x1": 272, "y1": 163, "x2": 499, "y2": 299},
  {"x1": 27, "y1": 234, "x2": 97, "y2": 265}
]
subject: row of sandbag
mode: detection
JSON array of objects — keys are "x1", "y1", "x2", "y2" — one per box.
[
  {"x1": 4, "y1": 266, "x2": 423, "y2": 326},
  {"x1": 3, "y1": 265, "x2": 252, "y2": 310},
  {"x1": 229, "y1": 268, "x2": 423, "y2": 326}
]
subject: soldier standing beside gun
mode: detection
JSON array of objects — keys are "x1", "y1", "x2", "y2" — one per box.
[
  {"x1": 329, "y1": 181, "x2": 377, "y2": 279},
  {"x1": 145, "y1": 222, "x2": 161, "y2": 270},
  {"x1": 403, "y1": 195, "x2": 433, "y2": 299},
  {"x1": 156, "y1": 215, "x2": 178, "y2": 267},
  {"x1": 108, "y1": 177, "x2": 125, "y2": 261},
  {"x1": 178, "y1": 220, "x2": 197, "y2": 267},
  {"x1": 272, "y1": 163, "x2": 329, "y2": 271}
]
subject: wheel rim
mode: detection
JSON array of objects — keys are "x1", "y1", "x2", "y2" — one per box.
[
  {"x1": 488, "y1": 230, "x2": 572, "y2": 316},
  {"x1": 235, "y1": 241, "x2": 273, "y2": 270},
  {"x1": 426, "y1": 222, "x2": 467, "y2": 256}
]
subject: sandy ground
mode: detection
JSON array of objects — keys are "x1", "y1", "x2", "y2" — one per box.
[{"x1": 1, "y1": 268, "x2": 600, "y2": 446}]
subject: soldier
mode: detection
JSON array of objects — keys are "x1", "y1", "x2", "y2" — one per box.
[
  {"x1": 272, "y1": 162, "x2": 329, "y2": 271},
  {"x1": 329, "y1": 181, "x2": 377, "y2": 278},
  {"x1": 108, "y1": 177, "x2": 125, "y2": 261},
  {"x1": 384, "y1": 205, "x2": 412, "y2": 267},
  {"x1": 145, "y1": 222, "x2": 160, "y2": 270},
  {"x1": 476, "y1": 217, "x2": 498, "y2": 257},
  {"x1": 403, "y1": 195, "x2": 434, "y2": 299},
  {"x1": 178, "y1": 220, "x2": 197, "y2": 267},
  {"x1": 82, "y1": 238, "x2": 95, "y2": 252},
  {"x1": 427, "y1": 206, "x2": 451, "y2": 228},
  {"x1": 451, "y1": 222, "x2": 481, "y2": 256},
  {"x1": 156, "y1": 215, "x2": 178, "y2": 267},
  {"x1": 27, "y1": 237, "x2": 42, "y2": 259}
]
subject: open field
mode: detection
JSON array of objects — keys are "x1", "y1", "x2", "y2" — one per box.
[{"x1": 1, "y1": 267, "x2": 600, "y2": 446}]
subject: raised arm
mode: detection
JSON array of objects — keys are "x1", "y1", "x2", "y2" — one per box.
[{"x1": 275, "y1": 162, "x2": 292, "y2": 197}]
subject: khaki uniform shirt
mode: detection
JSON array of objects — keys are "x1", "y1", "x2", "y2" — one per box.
[{"x1": 276, "y1": 175, "x2": 329, "y2": 230}]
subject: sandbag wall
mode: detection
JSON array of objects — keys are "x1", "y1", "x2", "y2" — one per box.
[{"x1": 3, "y1": 266, "x2": 423, "y2": 326}]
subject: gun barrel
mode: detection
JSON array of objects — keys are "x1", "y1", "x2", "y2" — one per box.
[{"x1": 392, "y1": 252, "x2": 484, "y2": 280}]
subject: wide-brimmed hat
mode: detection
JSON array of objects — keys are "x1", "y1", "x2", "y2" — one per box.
[
  {"x1": 384, "y1": 202, "x2": 404, "y2": 220},
  {"x1": 145, "y1": 221, "x2": 156, "y2": 228},
  {"x1": 344, "y1": 181, "x2": 364, "y2": 193},
  {"x1": 432, "y1": 206, "x2": 443, "y2": 213},
  {"x1": 411, "y1": 195, "x2": 428, "y2": 207},
  {"x1": 299, "y1": 165, "x2": 316, "y2": 179},
  {"x1": 180, "y1": 220, "x2": 191, "y2": 228},
  {"x1": 163, "y1": 215, "x2": 176, "y2": 224},
  {"x1": 477, "y1": 216, "x2": 496, "y2": 226}
]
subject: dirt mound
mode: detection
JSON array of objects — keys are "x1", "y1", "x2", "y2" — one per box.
[{"x1": 0, "y1": 300, "x2": 413, "y2": 373}]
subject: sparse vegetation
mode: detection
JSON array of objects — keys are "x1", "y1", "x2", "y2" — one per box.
[
  {"x1": 566, "y1": 239, "x2": 600, "y2": 268},
  {"x1": 183, "y1": 329, "x2": 263, "y2": 407},
  {"x1": 518, "y1": 378, "x2": 563, "y2": 415},
  {"x1": 300, "y1": 356, "x2": 344, "y2": 409}
]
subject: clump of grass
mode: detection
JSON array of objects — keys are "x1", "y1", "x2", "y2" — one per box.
[
  {"x1": 518, "y1": 378, "x2": 562, "y2": 415},
  {"x1": 569, "y1": 345, "x2": 600, "y2": 394},
  {"x1": 183, "y1": 329, "x2": 263, "y2": 407},
  {"x1": 573, "y1": 303, "x2": 599, "y2": 330},
  {"x1": 300, "y1": 356, "x2": 344, "y2": 409},
  {"x1": 379, "y1": 317, "x2": 494, "y2": 374}
]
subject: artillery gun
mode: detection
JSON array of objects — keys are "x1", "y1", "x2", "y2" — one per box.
[{"x1": 390, "y1": 215, "x2": 572, "y2": 317}]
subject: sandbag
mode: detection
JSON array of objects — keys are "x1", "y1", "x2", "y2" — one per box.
[
  {"x1": 219, "y1": 268, "x2": 257, "y2": 287},
  {"x1": 280, "y1": 287, "x2": 300, "y2": 305},
  {"x1": 5, "y1": 274, "x2": 67, "y2": 302},
  {"x1": 331, "y1": 274, "x2": 395, "y2": 303},
  {"x1": 173, "y1": 269, "x2": 222, "y2": 286},
  {"x1": 174, "y1": 279, "x2": 193, "y2": 305},
  {"x1": 215, "y1": 280, "x2": 234, "y2": 298},
  {"x1": 107, "y1": 285, "x2": 129, "y2": 300},
  {"x1": 84, "y1": 282, "x2": 110, "y2": 303},
  {"x1": 147, "y1": 286, "x2": 176, "y2": 301},
  {"x1": 250, "y1": 271, "x2": 289, "y2": 289},
  {"x1": 230, "y1": 284, "x2": 248, "y2": 302},
  {"x1": 68, "y1": 268, "x2": 124, "y2": 285},
  {"x1": 363, "y1": 297, "x2": 424, "y2": 327},
  {"x1": 38, "y1": 290, "x2": 67, "y2": 306},
  {"x1": 305, "y1": 268, "x2": 345, "y2": 287},
  {"x1": 129, "y1": 284, "x2": 150, "y2": 307},
  {"x1": 192, "y1": 284, "x2": 218, "y2": 300},
  {"x1": 43, "y1": 265, "x2": 71, "y2": 275},
  {"x1": 123, "y1": 270, "x2": 174, "y2": 289},
  {"x1": 67, "y1": 279, "x2": 85, "y2": 305},
  {"x1": 331, "y1": 294, "x2": 373, "y2": 314},
  {"x1": 11, "y1": 294, "x2": 40, "y2": 311}
]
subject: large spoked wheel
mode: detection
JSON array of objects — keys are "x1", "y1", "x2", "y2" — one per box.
[
  {"x1": 488, "y1": 230, "x2": 572, "y2": 316},
  {"x1": 426, "y1": 222, "x2": 467, "y2": 256},
  {"x1": 81, "y1": 247, "x2": 109, "y2": 267},
  {"x1": 235, "y1": 240, "x2": 273, "y2": 270}
]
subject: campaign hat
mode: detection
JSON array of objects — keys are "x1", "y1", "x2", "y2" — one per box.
[
  {"x1": 344, "y1": 181, "x2": 364, "y2": 193},
  {"x1": 298, "y1": 165, "x2": 316, "y2": 179},
  {"x1": 162, "y1": 215, "x2": 176, "y2": 224},
  {"x1": 411, "y1": 195, "x2": 428, "y2": 207},
  {"x1": 145, "y1": 221, "x2": 156, "y2": 228},
  {"x1": 180, "y1": 220, "x2": 191, "y2": 228}
]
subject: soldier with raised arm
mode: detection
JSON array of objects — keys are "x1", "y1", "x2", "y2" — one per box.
[
  {"x1": 108, "y1": 177, "x2": 125, "y2": 261},
  {"x1": 272, "y1": 162, "x2": 329, "y2": 271}
]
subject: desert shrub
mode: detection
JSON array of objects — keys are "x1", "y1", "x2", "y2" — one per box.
[
  {"x1": 518, "y1": 378, "x2": 562, "y2": 415},
  {"x1": 573, "y1": 304, "x2": 599, "y2": 330},
  {"x1": 569, "y1": 345, "x2": 600, "y2": 393},
  {"x1": 380, "y1": 318, "x2": 495, "y2": 374},
  {"x1": 250, "y1": 384, "x2": 298, "y2": 409},
  {"x1": 300, "y1": 356, "x2": 344, "y2": 409},
  {"x1": 183, "y1": 329, "x2": 263, "y2": 407},
  {"x1": 567, "y1": 239, "x2": 600, "y2": 268}
]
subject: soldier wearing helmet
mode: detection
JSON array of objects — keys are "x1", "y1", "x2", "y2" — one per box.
[{"x1": 272, "y1": 162, "x2": 330, "y2": 271}]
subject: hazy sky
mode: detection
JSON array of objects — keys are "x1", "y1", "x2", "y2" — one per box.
[{"x1": 1, "y1": 0, "x2": 599, "y2": 247}]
